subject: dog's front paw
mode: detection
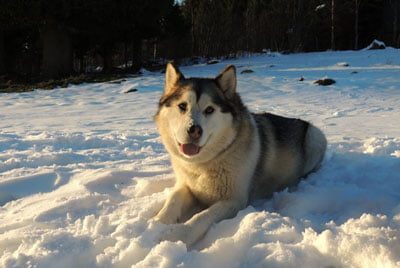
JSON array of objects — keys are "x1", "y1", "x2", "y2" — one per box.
[
  {"x1": 158, "y1": 223, "x2": 195, "y2": 245},
  {"x1": 153, "y1": 211, "x2": 178, "y2": 225}
]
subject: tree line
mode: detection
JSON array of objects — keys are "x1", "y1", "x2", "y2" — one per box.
[{"x1": 0, "y1": 0, "x2": 399, "y2": 81}]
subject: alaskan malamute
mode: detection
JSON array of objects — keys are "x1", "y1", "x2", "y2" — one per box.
[{"x1": 154, "y1": 63, "x2": 327, "y2": 246}]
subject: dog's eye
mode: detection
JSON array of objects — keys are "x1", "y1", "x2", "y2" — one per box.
[
  {"x1": 204, "y1": 106, "x2": 214, "y2": 115},
  {"x1": 178, "y1": 102, "x2": 187, "y2": 112}
]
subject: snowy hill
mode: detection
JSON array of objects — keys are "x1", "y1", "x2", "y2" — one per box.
[{"x1": 1, "y1": 49, "x2": 400, "y2": 268}]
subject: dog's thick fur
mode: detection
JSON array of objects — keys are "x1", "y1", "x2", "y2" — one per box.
[{"x1": 154, "y1": 63, "x2": 327, "y2": 246}]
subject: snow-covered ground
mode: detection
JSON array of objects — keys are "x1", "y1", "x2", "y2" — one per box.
[{"x1": 1, "y1": 49, "x2": 400, "y2": 268}]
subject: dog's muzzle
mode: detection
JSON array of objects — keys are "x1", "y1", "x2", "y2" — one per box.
[{"x1": 177, "y1": 124, "x2": 203, "y2": 156}]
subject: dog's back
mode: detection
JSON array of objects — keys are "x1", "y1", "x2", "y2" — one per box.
[{"x1": 251, "y1": 112, "x2": 327, "y2": 199}]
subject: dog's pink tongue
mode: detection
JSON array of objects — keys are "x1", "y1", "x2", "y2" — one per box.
[{"x1": 180, "y1": 143, "x2": 200, "y2": 156}]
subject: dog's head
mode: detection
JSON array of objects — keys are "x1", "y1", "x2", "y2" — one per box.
[{"x1": 155, "y1": 63, "x2": 246, "y2": 163}]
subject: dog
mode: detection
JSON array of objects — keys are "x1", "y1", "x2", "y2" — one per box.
[{"x1": 153, "y1": 63, "x2": 327, "y2": 246}]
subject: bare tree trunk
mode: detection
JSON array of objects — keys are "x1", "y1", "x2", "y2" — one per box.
[
  {"x1": 79, "y1": 56, "x2": 85, "y2": 73},
  {"x1": 124, "y1": 42, "x2": 128, "y2": 69},
  {"x1": 0, "y1": 31, "x2": 4, "y2": 74},
  {"x1": 331, "y1": 0, "x2": 335, "y2": 50},
  {"x1": 354, "y1": 0, "x2": 362, "y2": 50},
  {"x1": 153, "y1": 40, "x2": 157, "y2": 61},
  {"x1": 393, "y1": 0, "x2": 398, "y2": 47},
  {"x1": 131, "y1": 39, "x2": 142, "y2": 73},
  {"x1": 355, "y1": 0, "x2": 361, "y2": 50},
  {"x1": 191, "y1": 4, "x2": 196, "y2": 55},
  {"x1": 41, "y1": 20, "x2": 73, "y2": 78},
  {"x1": 101, "y1": 45, "x2": 113, "y2": 73}
]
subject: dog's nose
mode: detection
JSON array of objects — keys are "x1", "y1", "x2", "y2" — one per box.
[{"x1": 187, "y1": 125, "x2": 202, "y2": 140}]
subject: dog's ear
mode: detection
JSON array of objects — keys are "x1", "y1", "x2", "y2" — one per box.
[
  {"x1": 215, "y1": 65, "x2": 236, "y2": 98},
  {"x1": 165, "y1": 62, "x2": 184, "y2": 95}
]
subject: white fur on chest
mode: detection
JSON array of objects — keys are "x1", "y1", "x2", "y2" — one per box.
[{"x1": 185, "y1": 163, "x2": 234, "y2": 205}]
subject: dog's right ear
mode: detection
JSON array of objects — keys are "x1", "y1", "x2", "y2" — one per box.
[
  {"x1": 165, "y1": 63, "x2": 184, "y2": 95},
  {"x1": 215, "y1": 65, "x2": 236, "y2": 99}
]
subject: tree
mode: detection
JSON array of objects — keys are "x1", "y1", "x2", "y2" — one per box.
[
  {"x1": 331, "y1": 0, "x2": 335, "y2": 50},
  {"x1": 0, "y1": 0, "x2": 38, "y2": 76},
  {"x1": 354, "y1": 0, "x2": 363, "y2": 49},
  {"x1": 27, "y1": 0, "x2": 75, "y2": 78},
  {"x1": 384, "y1": 0, "x2": 400, "y2": 47},
  {"x1": 0, "y1": 30, "x2": 4, "y2": 74}
]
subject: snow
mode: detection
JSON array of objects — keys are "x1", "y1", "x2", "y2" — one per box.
[
  {"x1": 315, "y1": 4, "x2": 326, "y2": 11},
  {"x1": 363, "y1": 39, "x2": 386, "y2": 50},
  {"x1": 1, "y1": 48, "x2": 400, "y2": 267}
]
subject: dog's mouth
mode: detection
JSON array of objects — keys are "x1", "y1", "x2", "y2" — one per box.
[{"x1": 178, "y1": 142, "x2": 201, "y2": 156}]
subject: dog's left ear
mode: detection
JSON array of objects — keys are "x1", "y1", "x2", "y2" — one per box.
[{"x1": 215, "y1": 65, "x2": 236, "y2": 98}]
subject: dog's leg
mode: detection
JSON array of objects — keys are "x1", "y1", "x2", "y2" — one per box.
[
  {"x1": 185, "y1": 200, "x2": 244, "y2": 243},
  {"x1": 154, "y1": 185, "x2": 195, "y2": 224},
  {"x1": 161, "y1": 199, "x2": 245, "y2": 246}
]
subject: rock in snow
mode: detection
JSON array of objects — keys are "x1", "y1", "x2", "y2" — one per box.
[{"x1": 314, "y1": 78, "x2": 336, "y2": 86}]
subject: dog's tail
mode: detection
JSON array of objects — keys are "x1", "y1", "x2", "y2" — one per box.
[{"x1": 303, "y1": 125, "x2": 327, "y2": 175}]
